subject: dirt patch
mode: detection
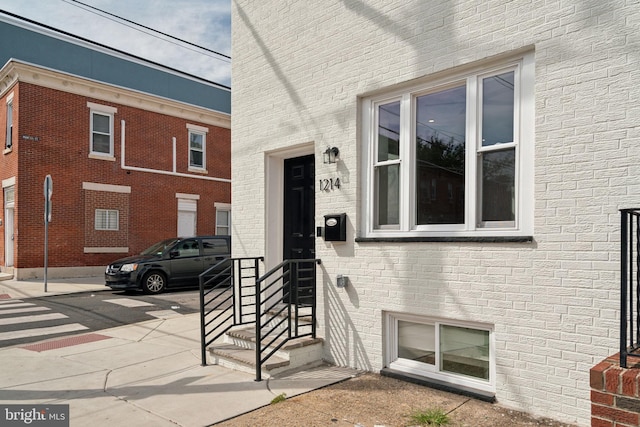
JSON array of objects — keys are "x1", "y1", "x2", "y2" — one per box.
[{"x1": 213, "y1": 372, "x2": 579, "y2": 427}]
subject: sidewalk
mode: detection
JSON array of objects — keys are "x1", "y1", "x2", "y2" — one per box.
[
  {"x1": 0, "y1": 276, "x2": 360, "y2": 426},
  {"x1": 0, "y1": 275, "x2": 107, "y2": 299}
]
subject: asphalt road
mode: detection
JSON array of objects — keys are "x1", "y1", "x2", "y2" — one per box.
[{"x1": 0, "y1": 289, "x2": 204, "y2": 348}]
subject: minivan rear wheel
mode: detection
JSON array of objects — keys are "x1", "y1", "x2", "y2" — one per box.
[{"x1": 142, "y1": 271, "x2": 166, "y2": 294}]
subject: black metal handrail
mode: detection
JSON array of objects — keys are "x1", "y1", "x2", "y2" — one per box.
[
  {"x1": 254, "y1": 258, "x2": 320, "y2": 381},
  {"x1": 199, "y1": 257, "x2": 263, "y2": 366},
  {"x1": 620, "y1": 209, "x2": 640, "y2": 367}
]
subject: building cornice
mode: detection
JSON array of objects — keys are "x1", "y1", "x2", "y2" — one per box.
[{"x1": 0, "y1": 60, "x2": 230, "y2": 129}]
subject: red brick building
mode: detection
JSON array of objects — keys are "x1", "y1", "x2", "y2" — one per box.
[{"x1": 0, "y1": 17, "x2": 231, "y2": 279}]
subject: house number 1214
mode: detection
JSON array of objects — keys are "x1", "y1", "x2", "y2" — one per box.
[{"x1": 319, "y1": 178, "x2": 341, "y2": 191}]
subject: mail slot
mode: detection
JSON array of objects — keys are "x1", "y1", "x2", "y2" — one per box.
[{"x1": 324, "y1": 213, "x2": 346, "y2": 242}]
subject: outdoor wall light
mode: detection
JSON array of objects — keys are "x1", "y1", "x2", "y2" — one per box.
[{"x1": 323, "y1": 146, "x2": 339, "y2": 164}]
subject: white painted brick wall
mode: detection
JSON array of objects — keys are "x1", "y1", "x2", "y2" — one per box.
[{"x1": 232, "y1": 1, "x2": 640, "y2": 425}]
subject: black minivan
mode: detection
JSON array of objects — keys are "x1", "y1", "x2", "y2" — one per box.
[{"x1": 105, "y1": 236, "x2": 231, "y2": 294}]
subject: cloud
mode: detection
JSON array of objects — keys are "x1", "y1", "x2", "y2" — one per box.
[{"x1": 0, "y1": 0, "x2": 231, "y2": 85}]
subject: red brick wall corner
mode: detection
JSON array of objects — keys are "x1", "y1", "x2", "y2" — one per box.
[{"x1": 591, "y1": 353, "x2": 640, "y2": 426}]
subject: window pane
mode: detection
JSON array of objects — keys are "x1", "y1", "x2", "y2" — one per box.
[
  {"x1": 378, "y1": 101, "x2": 400, "y2": 162},
  {"x1": 4, "y1": 186, "x2": 14, "y2": 204},
  {"x1": 440, "y1": 325, "x2": 489, "y2": 380},
  {"x1": 482, "y1": 71, "x2": 514, "y2": 146},
  {"x1": 202, "y1": 238, "x2": 229, "y2": 255},
  {"x1": 216, "y1": 210, "x2": 230, "y2": 236},
  {"x1": 175, "y1": 239, "x2": 200, "y2": 258},
  {"x1": 6, "y1": 101, "x2": 12, "y2": 148},
  {"x1": 190, "y1": 150, "x2": 203, "y2": 167},
  {"x1": 190, "y1": 132, "x2": 203, "y2": 149},
  {"x1": 217, "y1": 210, "x2": 229, "y2": 225},
  {"x1": 398, "y1": 320, "x2": 435, "y2": 365},
  {"x1": 95, "y1": 209, "x2": 118, "y2": 230},
  {"x1": 95, "y1": 210, "x2": 104, "y2": 229},
  {"x1": 415, "y1": 85, "x2": 466, "y2": 225},
  {"x1": 481, "y1": 148, "x2": 515, "y2": 222},
  {"x1": 93, "y1": 113, "x2": 110, "y2": 134},
  {"x1": 376, "y1": 163, "x2": 399, "y2": 226},
  {"x1": 92, "y1": 134, "x2": 111, "y2": 154},
  {"x1": 107, "y1": 211, "x2": 118, "y2": 229}
]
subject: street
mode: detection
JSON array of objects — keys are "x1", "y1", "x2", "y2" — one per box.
[{"x1": 0, "y1": 289, "x2": 202, "y2": 348}]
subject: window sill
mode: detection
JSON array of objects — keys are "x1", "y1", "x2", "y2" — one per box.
[
  {"x1": 188, "y1": 167, "x2": 208, "y2": 174},
  {"x1": 84, "y1": 247, "x2": 128, "y2": 253},
  {"x1": 88, "y1": 153, "x2": 115, "y2": 161},
  {"x1": 3, "y1": 147, "x2": 11, "y2": 155},
  {"x1": 356, "y1": 236, "x2": 533, "y2": 243}
]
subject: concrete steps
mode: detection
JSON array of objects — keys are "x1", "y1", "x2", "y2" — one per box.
[{"x1": 208, "y1": 325, "x2": 324, "y2": 378}]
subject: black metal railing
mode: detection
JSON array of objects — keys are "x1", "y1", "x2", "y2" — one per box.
[
  {"x1": 254, "y1": 258, "x2": 320, "y2": 381},
  {"x1": 199, "y1": 257, "x2": 263, "y2": 366},
  {"x1": 199, "y1": 257, "x2": 320, "y2": 380},
  {"x1": 620, "y1": 209, "x2": 640, "y2": 367}
]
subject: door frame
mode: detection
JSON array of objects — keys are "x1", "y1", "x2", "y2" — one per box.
[
  {"x1": 3, "y1": 182, "x2": 14, "y2": 269},
  {"x1": 265, "y1": 143, "x2": 315, "y2": 272},
  {"x1": 4, "y1": 206, "x2": 13, "y2": 267},
  {"x1": 177, "y1": 195, "x2": 198, "y2": 237}
]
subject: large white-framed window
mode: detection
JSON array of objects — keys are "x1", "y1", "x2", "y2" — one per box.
[
  {"x1": 362, "y1": 52, "x2": 534, "y2": 238},
  {"x1": 386, "y1": 312, "x2": 495, "y2": 396},
  {"x1": 95, "y1": 209, "x2": 119, "y2": 231},
  {"x1": 187, "y1": 123, "x2": 209, "y2": 171},
  {"x1": 5, "y1": 92, "x2": 13, "y2": 150},
  {"x1": 215, "y1": 202, "x2": 231, "y2": 235},
  {"x1": 88, "y1": 102, "x2": 117, "y2": 158}
]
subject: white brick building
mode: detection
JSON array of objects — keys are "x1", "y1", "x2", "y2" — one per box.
[{"x1": 230, "y1": 1, "x2": 640, "y2": 424}]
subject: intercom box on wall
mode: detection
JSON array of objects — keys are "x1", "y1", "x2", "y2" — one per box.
[{"x1": 324, "y1": 213, "x2": 346, "y2": 242}]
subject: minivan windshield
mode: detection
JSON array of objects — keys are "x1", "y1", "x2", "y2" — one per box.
[{"x1": 140, "y1": 238, "x2": 180, "y2": 256}]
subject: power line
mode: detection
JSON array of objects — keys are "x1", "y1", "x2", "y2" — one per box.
[
  {"x1": 0, "y1": 9, "x2": 230, "y2": 89},
  {"x1": 63, "y1": 0, "x2": 231, "y2": 63}
]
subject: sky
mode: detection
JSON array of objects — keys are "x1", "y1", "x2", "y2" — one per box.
[{"x1": 0, "y1": 0, "x2": 232, "y2": 86}]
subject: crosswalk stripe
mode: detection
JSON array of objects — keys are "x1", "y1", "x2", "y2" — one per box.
[
  {"x1": 0, "y1": 306, "x2": 51, "y2": 316},
  {"x1": 104, "y1": 298, "x2": 154, "y2": 308},
  {"x1": 0, "y1": 302, "x2": 37, "y2": 309},
  {"x1": 0, "y1": 299, "x2": 25, "y2": 305},
  {"x1": 0, "y1": 323, "x2": 89, "y2": 341},
  {"x1": 0, "y1": 312, "x2": 68, "y2": 326}
]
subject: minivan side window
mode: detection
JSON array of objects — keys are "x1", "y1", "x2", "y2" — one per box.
[
  {"x1": 173, "y1": 239, "x2": 200, "y2": 258},
  {"x1": 202, "y1": 238, "x2": 229, "y2": 256}
]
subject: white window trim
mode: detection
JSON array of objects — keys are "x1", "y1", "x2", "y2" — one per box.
[
  {"x1": 187, "y1": 123, "x2": 208, "y2": 172},
  {"x1": 88, "y1": 102, "x2": 117, "y2": 159},
  {"x1": 5, "y1": 91, "x2": 13, "y2": 151},
  {"x1": 215, "y1": 202, "x2": 231, "y2": 235},
  {"x1": 176, "y1": 192, "x2": 200, "y2": 200},
  {"x1": 385, "y1": 311, "x2": 496, "y2": 396},
  {"x1": 361, "y1": 52, "x2": 534, "y2": 238}
]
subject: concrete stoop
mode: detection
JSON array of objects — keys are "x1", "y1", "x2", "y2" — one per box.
[
  {"x1": 208, "y1": 325, "x2": 324, "y2": 378},
  {"x1": 0, "y1": 272, "x2": 13, "y2": 281}
]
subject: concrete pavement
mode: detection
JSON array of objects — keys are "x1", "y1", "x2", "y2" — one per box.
[{"x1": 0, "y1": 276, "x2": 359, "y2": 426}]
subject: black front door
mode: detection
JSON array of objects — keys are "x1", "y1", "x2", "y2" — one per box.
[{"x1": 283, "y1": 155, "x2": 315, "y2": 305}]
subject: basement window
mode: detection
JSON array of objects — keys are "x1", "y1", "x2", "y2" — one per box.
[{"x1": 386, "y1": 312, "x2": 495, "y2": 395}]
